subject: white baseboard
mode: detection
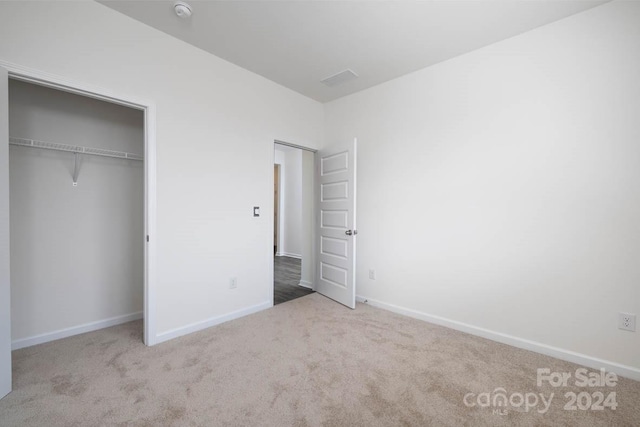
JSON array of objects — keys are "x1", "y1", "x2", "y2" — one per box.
[
  {"x1": 298, "y1": 280, "x2": 314, "y2": 289},
  {"x1": 155, "y1": 301, "x2": 271, "y2": 345},
  {"x1": 276, "y1": 252, "x2": 302, "y2": 259},
  {"x1": 12, "y1": 311, "x2": 143, "y2": 350},
  {"x1": 356, "y1": 296, "x2": 640, "y2": 382}
]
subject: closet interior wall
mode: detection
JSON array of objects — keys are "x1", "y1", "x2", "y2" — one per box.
[{"x1": 8, "y1": 80, "x2": 144, "y2": 346}]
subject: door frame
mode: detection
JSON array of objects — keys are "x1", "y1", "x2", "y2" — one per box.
[
  {"x1": 271, "y1": 140, "x2": 317, "y2": 306},
  {"x1": 0, "y1": 60, "x2": 158, "y2": 346},
  {"x1": 273, "y1": 164, "x2": 281, "y2": 256}
]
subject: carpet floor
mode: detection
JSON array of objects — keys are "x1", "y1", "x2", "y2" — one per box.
[{"x1": 0, "y1": 293, "x2": 638, "y2": 426}]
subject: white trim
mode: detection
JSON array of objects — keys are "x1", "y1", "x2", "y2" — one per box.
[
  {"x1": 274, "y1": 140, "x2": 318, "y2": 153},
  {"x1": 298, "y1": 280, "x2": 314, "y2": 289},
  {"x1": 277, "y1": 252, "x2": 302, "y2": 259},
  {"x1": 11, "y1": 312, "x2": 142, "y2": 350},
  {"x1": 0, "y1": 61, "x2": 150, "y2": 110},
  {"x1": 0, "y1": 59, "x2": 158, "y2": 347},
  {"x1": 155, "y1": 301, "x2": 271, "y2": 345},
  {"x1": 143, "y1": 104, "x2": 158, "y2": 346},
  {"x1": 357, "y1": 295, "x2": 640, "y2": 382}
]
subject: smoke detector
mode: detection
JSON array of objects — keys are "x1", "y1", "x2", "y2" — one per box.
[{"x1": 174, "y1": 2, "x2": 192, "y2": 18}]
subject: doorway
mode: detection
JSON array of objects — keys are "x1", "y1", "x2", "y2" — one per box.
[{"x1": 273, "y1": 142, "x2": 315, "y2": 305}]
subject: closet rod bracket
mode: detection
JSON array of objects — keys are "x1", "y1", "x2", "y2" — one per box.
[{"x1": 72, "y1": 152, "x2": 80, "y2": 187}]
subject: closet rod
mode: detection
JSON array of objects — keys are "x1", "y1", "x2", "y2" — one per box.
[{"x1": 9, "y1": 137, "x2": 143, "y2": 161}]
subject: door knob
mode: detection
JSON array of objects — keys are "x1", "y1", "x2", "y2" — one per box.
[{"x1": 345, "y1": 230, "x2": 357, "y2": 236}]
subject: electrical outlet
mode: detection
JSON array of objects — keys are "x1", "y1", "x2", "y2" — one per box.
[
  {"x1": 229, "y1": 277, "x2": 237, "y2": 289},
  {"x1": 369, "y1": 269, "x2": 376, "y2": 280},
  {"x1": 618, "y1": 313, "x2": 636, "y2": 332}
]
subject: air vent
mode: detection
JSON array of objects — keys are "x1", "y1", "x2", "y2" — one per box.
[{"x1": 320, "y1": 69, "x2": 358, "y2": 87}]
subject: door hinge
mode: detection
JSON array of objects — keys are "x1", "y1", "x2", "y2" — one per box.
[{"x1": 146, "y1": 235, "x2": 149, "y2": 242}]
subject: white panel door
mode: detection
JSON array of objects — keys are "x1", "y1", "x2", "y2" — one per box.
[
  {"x1": 316, "y1": 139, "x2": 357, "y2": 309},
  {"x1": 0, "y1": 66, "x2": 11, "y2": 399}
]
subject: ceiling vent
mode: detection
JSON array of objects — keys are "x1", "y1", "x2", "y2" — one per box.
[{"x1": 320, "y1": 69, "x2": 359, "y2": 87}]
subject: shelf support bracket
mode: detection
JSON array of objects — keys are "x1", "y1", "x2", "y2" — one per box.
[{"x1": 72, "y1": 152, "x2": 80, "y2": 187}]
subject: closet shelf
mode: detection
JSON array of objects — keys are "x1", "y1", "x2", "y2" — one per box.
[{"x1": 9, "y1": 137, "x2": 143, "y2": 161}]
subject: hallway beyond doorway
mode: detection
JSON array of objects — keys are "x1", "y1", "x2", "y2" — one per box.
[{"x1": 274, "y1": 256, "x2": 314, "y2": 305}]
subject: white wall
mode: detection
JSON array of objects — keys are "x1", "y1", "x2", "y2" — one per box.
[
  {"x1": 0, "y1": 65, "x2": 11, "y2": 397},
  {"x1": 8, "y1": 80, "x2": 143, "y2": 343},
  {"x1": 283, "y1": 148, "x2": 303, "y2": 258},
  {"x1": 325, "y1": 0, "x2": 640, "y2": 373},
  {"x1": 274, "y1": 145, "x2": 304, "y2": 258},
  {"x1": 0, "y1": 1, "x2": 323, "y2": 341},
  {"x1": 300, "y1": 150, "x2": 315, "y2": 287},
  {"x1": 274, "y1": 149, "x2": 285, "y2": 254}
]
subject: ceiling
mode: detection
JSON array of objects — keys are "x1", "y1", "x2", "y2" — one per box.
[{"x1": 98, "y1": 0, "x2": 607, "y2": 103}]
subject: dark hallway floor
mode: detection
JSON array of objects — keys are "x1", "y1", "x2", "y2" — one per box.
[{"x1": 274, "y1": 256, "x2": 314, "y2": 305}]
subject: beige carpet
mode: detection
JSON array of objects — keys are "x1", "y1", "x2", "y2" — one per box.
[{"x1": 0, "y1": 293, "x2": 638, "y2": 426}]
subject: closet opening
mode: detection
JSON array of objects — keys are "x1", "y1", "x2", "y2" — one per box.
[{"x1": 8, "y1": 78, "x2": 147, "y2": 349}]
